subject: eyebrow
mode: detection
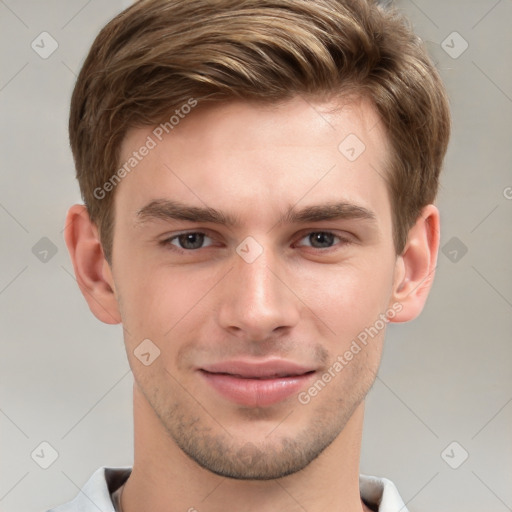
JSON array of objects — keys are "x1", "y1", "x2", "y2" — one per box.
[{"x1": 135, "y1": 199, "x2": 377, "y2": 227}]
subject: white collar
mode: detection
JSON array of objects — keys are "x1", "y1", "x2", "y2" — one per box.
[{"x1": 47, "y1": 466, "x2": 409, "y2": 512}]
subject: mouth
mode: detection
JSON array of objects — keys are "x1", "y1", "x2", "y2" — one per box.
[{"x1": 198, "y1": 360, "x2": 317, "y2": 407}]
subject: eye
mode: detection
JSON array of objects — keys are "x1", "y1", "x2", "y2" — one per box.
[
  {"x1": 163, "y1": 232, "x2": 214, "y2": 250},
  {"x1": 296, "y1": 231, "x2": 349, "y2": 249}
]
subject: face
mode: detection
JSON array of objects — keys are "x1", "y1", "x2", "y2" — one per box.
[{"x1": 110, "y1": 96, "x2": 401, "y2": 479}]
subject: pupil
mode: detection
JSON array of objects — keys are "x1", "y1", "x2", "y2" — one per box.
[
  {"x1": 179, "y1": 233, "x2": 204, "y2": 249},
  {"x1": 310, "y1": 232, "x2": 334, "y2": 248}
]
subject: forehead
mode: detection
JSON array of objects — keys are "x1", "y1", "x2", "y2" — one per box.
[{"x1": 116, "y1": 95, "x2": 392, "y2": 230}]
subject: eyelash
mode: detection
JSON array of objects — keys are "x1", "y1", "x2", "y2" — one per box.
[{"x1": 159, "y1": 230, "x2": 353, "y2": 253}]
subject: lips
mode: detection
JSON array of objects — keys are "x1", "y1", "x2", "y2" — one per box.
[{"x1": 198, "y1": 359, "x2": 316, "y2": 407}]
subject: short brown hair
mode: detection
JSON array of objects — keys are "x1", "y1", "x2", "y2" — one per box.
[{"x1": 69, "y1": 0, "x2": 450, "y2": 263}]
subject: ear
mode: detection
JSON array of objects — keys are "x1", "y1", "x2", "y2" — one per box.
[
  {"x1": 388, "y1": 204, "x2": 440, "y2": 323},
  {"x1": 64, "y1": 204, "x2": 121, "y2": 324}
]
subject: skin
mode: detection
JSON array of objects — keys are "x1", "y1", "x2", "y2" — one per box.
[{"x1": 65, "y1": 95, "x2": 439, "y2": 512}]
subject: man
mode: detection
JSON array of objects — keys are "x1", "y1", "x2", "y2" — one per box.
[{"x1": 51, "y1": 0, "x2": 450, "y2": 510}]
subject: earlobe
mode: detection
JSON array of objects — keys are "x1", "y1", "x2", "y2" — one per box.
[
  {"x1": 389, "y1": 204, "x2": 440, "y2": 323},
  {"x1": 64, "y1": 204, "x2": 121, "y2": 325}
]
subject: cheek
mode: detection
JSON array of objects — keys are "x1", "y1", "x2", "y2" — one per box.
[
  {"x1": 116, "y1": 264, "x2": 213, "y2": 348},
  {"x1": 292, "y1": 258, "x2": 395, "y2": 341}
]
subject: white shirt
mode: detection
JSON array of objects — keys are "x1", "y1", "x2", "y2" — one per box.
[{"x1": 46, "y1": 466, "x2": 409, "y2": 512}]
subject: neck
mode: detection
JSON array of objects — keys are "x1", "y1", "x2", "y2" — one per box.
[{"x1": 121, "y1": 385, "x2": 370, "y2": 512}]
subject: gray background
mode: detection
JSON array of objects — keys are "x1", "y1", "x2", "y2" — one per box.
[{"x1": 0, "y1": 1, "x2": 511, "y2": 511}]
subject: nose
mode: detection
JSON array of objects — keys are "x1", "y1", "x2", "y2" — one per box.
[{"x1": 217, "y1": 245, "x2": 301, "y2": 341}]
